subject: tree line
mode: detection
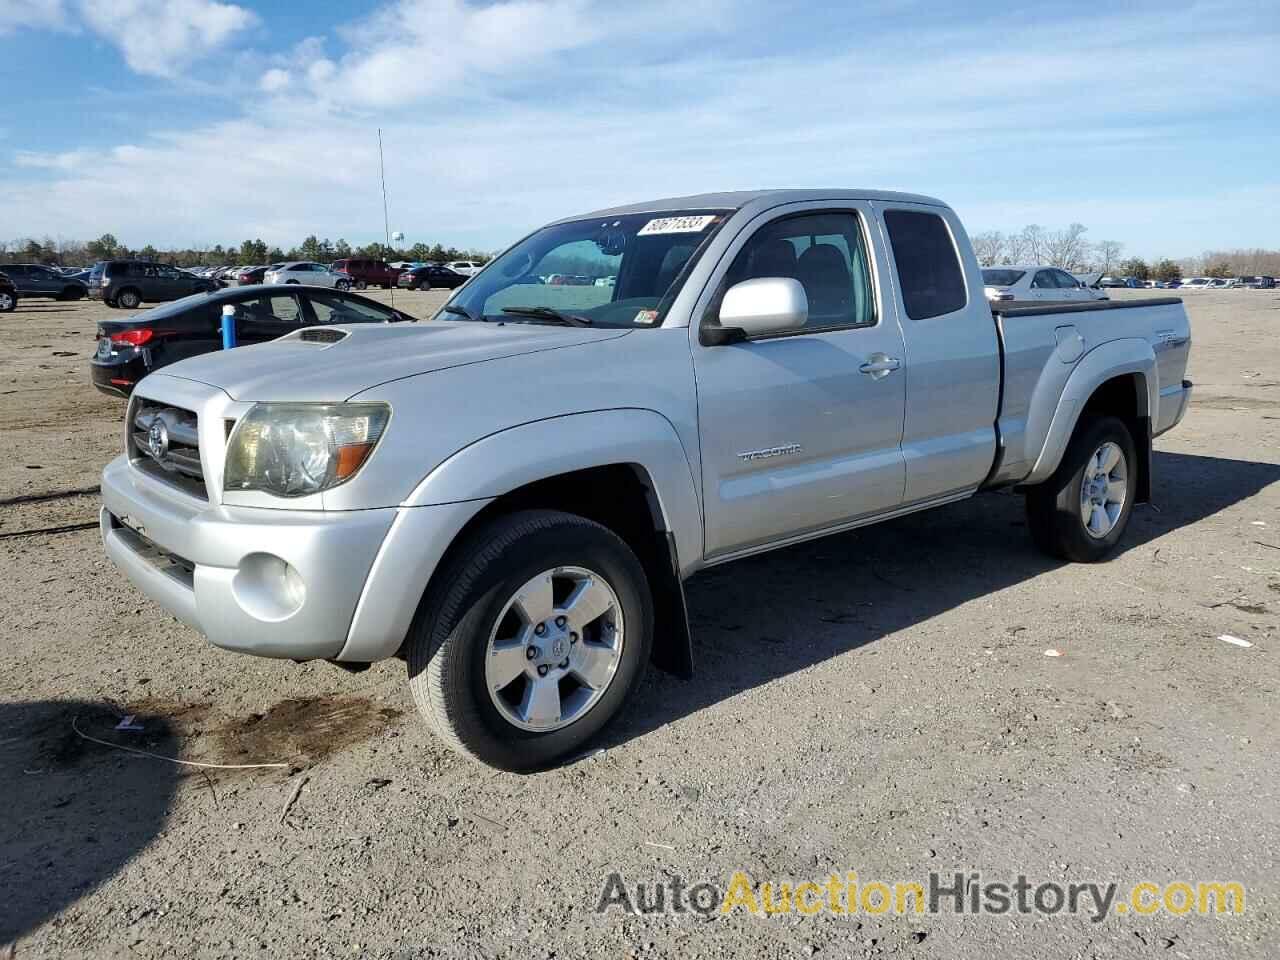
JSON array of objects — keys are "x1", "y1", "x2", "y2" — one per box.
[
  {"x1": 964, "y1": 223, "x2": 1275, "y2": 280},
  {"x1": 0, "y1": 234, "x2": 494, "y2": 268},
  {"x1": 5, "y1": 227, "x2": 1275, "y2": 281}
]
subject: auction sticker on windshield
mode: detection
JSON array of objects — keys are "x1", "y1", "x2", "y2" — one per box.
[{"x1": 637, "y1": 215, "x2": 718, "y2": 236}]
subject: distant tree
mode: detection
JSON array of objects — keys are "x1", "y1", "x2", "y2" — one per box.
[
  {"x1": 1119, "y1": 257, "x2": 1150, "y2": 280},
  {"x1": 333, "y1": 238, "x2": 352, "y2": 259},
  {"x1": 139, "y1": 244, "x2": 159, "y2": 261},
  {"x1": 267, "y1": 246, "x2": 285, "y2": 263},
  {"x1": 1044, "y1": 223, "x2": 1089, "y2": 271},
  {"x1": 1204, "y1": 260, "x2": 1233, "y2": 278},
  {"x1": 86, "y1": 233, "x2": 120, "y2": 260},
  {"x1": 297, "y1": 235, "x2": 323, "y2": 261},
  {"x1": 1152, "y1": 259, "x2": 1182, "y2": 283},
  {"x1": 1095, "y1": 240, "x2": 1123, "y2": 274},
  {"x1": 970, "y1": 231, "x2": 1006, "y2": 266},
  {"x1": 1019, "y1": 224, "x2": 1046, "y2": 263},
  {"x1": 239, "y1": 238, "x2": 269, "y2": 265}
]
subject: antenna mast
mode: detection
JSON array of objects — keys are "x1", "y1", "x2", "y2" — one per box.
[{"x1": 378, "y1": 128, "x2": 395, "y2": 307}]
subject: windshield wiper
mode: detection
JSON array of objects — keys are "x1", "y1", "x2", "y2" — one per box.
[
  {"x1": 500, "y1": 306, "x2": 593, "y2": 327},
  {"x1": 441, "y1": 303, "x2": 482, "y2": 322}
]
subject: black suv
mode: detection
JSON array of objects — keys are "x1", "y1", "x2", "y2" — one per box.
[
  {"x1": 89, "y1": 260, "x2": 216, "y2": 309},
  {"x1": 0, "y1": 263, "x2": 87, "y2": 300}
]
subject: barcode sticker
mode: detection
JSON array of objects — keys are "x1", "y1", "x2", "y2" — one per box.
[{"x1": 637, "y1": 215, "x2": 717, "y2": 236}]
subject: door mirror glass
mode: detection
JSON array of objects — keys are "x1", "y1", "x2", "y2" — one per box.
[{"x1": 717, "y1": 277, "x2": 808, "y2": 338}]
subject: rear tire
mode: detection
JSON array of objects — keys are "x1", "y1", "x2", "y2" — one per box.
[
  {"x1": 116, "y1": 288, "x2": 141, "y2": 309},
  {"x1": 0, "y1": 291, "x2": 15, "y2": 312},
  {"x1": 355, "y1": 280, "x2": 367, "y2": 290},
  {"x1": 1025, "y1": 416, "x2": 1137, "y2": 562},
  {"x1": 406, "y1": 510, "x2": 653, "y2": 772}
]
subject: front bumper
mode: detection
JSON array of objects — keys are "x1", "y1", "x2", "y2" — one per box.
[{"x1": 101, "y1": 455, "x2": 397, "y2": 660}]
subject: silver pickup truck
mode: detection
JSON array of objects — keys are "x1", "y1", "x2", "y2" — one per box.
[{"x1": 100, "y1": 189, "x2": 1192, "y2": 770}]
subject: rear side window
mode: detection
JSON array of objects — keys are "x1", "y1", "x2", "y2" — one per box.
[{"x1": 883, "y1": 210, "x2": 967, "y2": 320}]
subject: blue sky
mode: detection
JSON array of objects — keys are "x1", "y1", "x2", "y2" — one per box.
[{"x1": 1, "y1": 0, "x2": 1276, "y2": 259}]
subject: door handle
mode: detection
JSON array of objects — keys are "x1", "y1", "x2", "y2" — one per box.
[{"x1": 859, "y1": 355, "x2": 901, "y2": 378}]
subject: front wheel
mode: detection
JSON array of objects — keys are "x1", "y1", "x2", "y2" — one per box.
[
  {"x1": 335, "y1": 279, "x2": 351, "y2": 291},
  {"x1": 0, "y1": 291, "x2": 15, "y2": 312},
  {"x1": 1025, "y1": 416, "x2": 1137, "y2": 562},
  {"x1": 407, "y1": 510, "x2": 653, "y2": 771}
]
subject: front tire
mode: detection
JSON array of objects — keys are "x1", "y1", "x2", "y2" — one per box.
[
  {"x1": 407, "y1": 510, "x2": 653, "y2": 772},
  {"x1": 336, "y1": 280, "x2": 351, "y2": 291},
  {"x1": 0, "y1": 291, "x2": 15, "y2": 312},
  {"x1": 1025, "y1": 416, "x2": 1137, "y2": 562}
]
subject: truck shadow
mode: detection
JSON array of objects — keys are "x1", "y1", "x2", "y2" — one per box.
[
  {"x1": 0, "y1": 700, "x2": 180, "y2": 946},
  {"x1": 611, "y1": 451, "x2": 1280, "y2": 748}
]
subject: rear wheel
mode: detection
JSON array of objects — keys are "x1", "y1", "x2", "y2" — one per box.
[
  {"x1": 116, "y1": 288, "x2": 141, "y2": 309},
  {"x1": 355, "y1": 280, "x2": 367, "y2": 290},
  {"x1": 1025, "y1": 416, "x2": 1136, "y2": 562},
  {"x1": 0, "y1": 291, "x2": 15, "y2": 312},
  {"x1": 406, "y1": 510, "x2": 653, "y2": 771}
]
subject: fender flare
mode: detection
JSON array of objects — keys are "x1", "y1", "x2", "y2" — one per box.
[
  {"x1": 1023, "y1": 338, "x2": 1157, "y2": 485},
  {"x1": 403, "y1": 408, "x2": 703, "y2": 578}
]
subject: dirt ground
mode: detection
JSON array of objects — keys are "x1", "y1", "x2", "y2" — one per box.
[{"x1": 1, "y1": 288, "x2": 1277, "y2": 959}]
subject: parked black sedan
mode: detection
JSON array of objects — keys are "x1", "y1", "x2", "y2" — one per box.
[
  {"x1": 396, "y1": 264, "x2": 469, "y2": 290},
  {"x1": 90, "y1": 285, "x2": 414, "y2": 397},
  {"x1": 0, "y1": 271, "x2": 17, "y2": 312}
]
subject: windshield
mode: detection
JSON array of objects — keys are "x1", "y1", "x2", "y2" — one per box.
[
  {"x1": 981, "y1": 269, "x2": 1025, "y2": 287},
  {"x1": 441, "y1": 209, "x2": 731, "y2": 328}
]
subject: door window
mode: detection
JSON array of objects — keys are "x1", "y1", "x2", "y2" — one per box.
[
  {"x1": 1052, "y1": 270, "x2": 1080, "y2": 288},
  {"x1": 305, "y1": 291, "x2": 398, "y2": 324},
  {"x1": 232, "y1": 294, "x2": 303, "y2": 324},
  {"x1": 723, "y1": 212, "x2": 876, "y2": 331},
  {"x1": 882, "y1": 210, "x2": 968, "y2": 319},
  {"x1": 1030, "y1": 271, "x2": 1054, "y2": 289}
]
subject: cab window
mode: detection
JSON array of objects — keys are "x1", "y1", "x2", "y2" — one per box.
[{"x1": 723, "y1": 212, "x2": 877, "y2": 331}]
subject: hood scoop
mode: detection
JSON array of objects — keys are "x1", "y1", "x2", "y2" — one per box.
[{"x1": 296, "y1": 327, "x2": 349, "y2": 345}]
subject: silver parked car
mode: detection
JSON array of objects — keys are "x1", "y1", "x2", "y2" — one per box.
[
  {"x1": 264, "y1": 261, "x2": 352, "y2": 289},
  {"x1": 982, "y1": 266, "x2": 1108, "y2": 303}
]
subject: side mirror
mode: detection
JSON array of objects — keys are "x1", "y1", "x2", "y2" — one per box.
[{"x1": 710, "y1": 277, "x2": 808, "y2": 344}]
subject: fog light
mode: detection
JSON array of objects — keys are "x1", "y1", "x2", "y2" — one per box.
[{"x1": 231, "y1": 553, "x2": 306, "y2": 621}]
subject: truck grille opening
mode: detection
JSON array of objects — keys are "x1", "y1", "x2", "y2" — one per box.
[{"x1": 130, "y1": 399, "x2": 207, "y2": 499}]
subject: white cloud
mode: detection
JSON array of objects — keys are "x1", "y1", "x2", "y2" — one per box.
[
  {"x1": 4, "y1": 1, "x2": 1279, "y2": 257},
  {"x1": 259, "y1": 67, "x2": 290, "y2": 93},
  {"x1": 0, "y1": 0, "x2": 68, "y2": 34},
  {"x1": 78, "y1": 0, "x2": 256, "y2": 77}
]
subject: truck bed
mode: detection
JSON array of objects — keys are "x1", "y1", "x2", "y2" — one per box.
[{"x1": 985, "y1": 296, "x2": 1192, "y2": 488}]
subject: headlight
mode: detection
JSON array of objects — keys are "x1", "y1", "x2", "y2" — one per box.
[{"x1": 224, "y1": 403, "x2": 390, "y2": 497}]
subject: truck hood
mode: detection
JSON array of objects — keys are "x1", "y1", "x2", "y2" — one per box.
[{"x1": 157, "y1": 321, "x2": 631, "y2": 401}]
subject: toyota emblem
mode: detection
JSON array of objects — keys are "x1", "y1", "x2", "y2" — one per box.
[{"x1": 147, "y1": 419, "x2": 170, "y2": 461}]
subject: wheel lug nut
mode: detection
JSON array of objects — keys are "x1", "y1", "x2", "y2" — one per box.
[
  {"x1": 537, "y1": 664, "x2": 548, "y2": 677},
  {"x1": 570, "y1": 632, "x2": 578, "y2": 644},
  {"x1": 526, "y1": 646, "x2": 538, "y2": 660},
  {"x1": 555, "y1": 616, "x2": 567, "y2": 628},
  {"x1": 534, "y1": 623, "x2": 546, "y2": 636}
]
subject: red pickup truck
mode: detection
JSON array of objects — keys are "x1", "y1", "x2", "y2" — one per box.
[{"x1": 331, "y1": 258, "x2": 401, "y2": 290}]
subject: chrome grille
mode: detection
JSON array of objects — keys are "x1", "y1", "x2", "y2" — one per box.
[{"x1": 130, "y1": 398, "x2": 207, "y2": 499}]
